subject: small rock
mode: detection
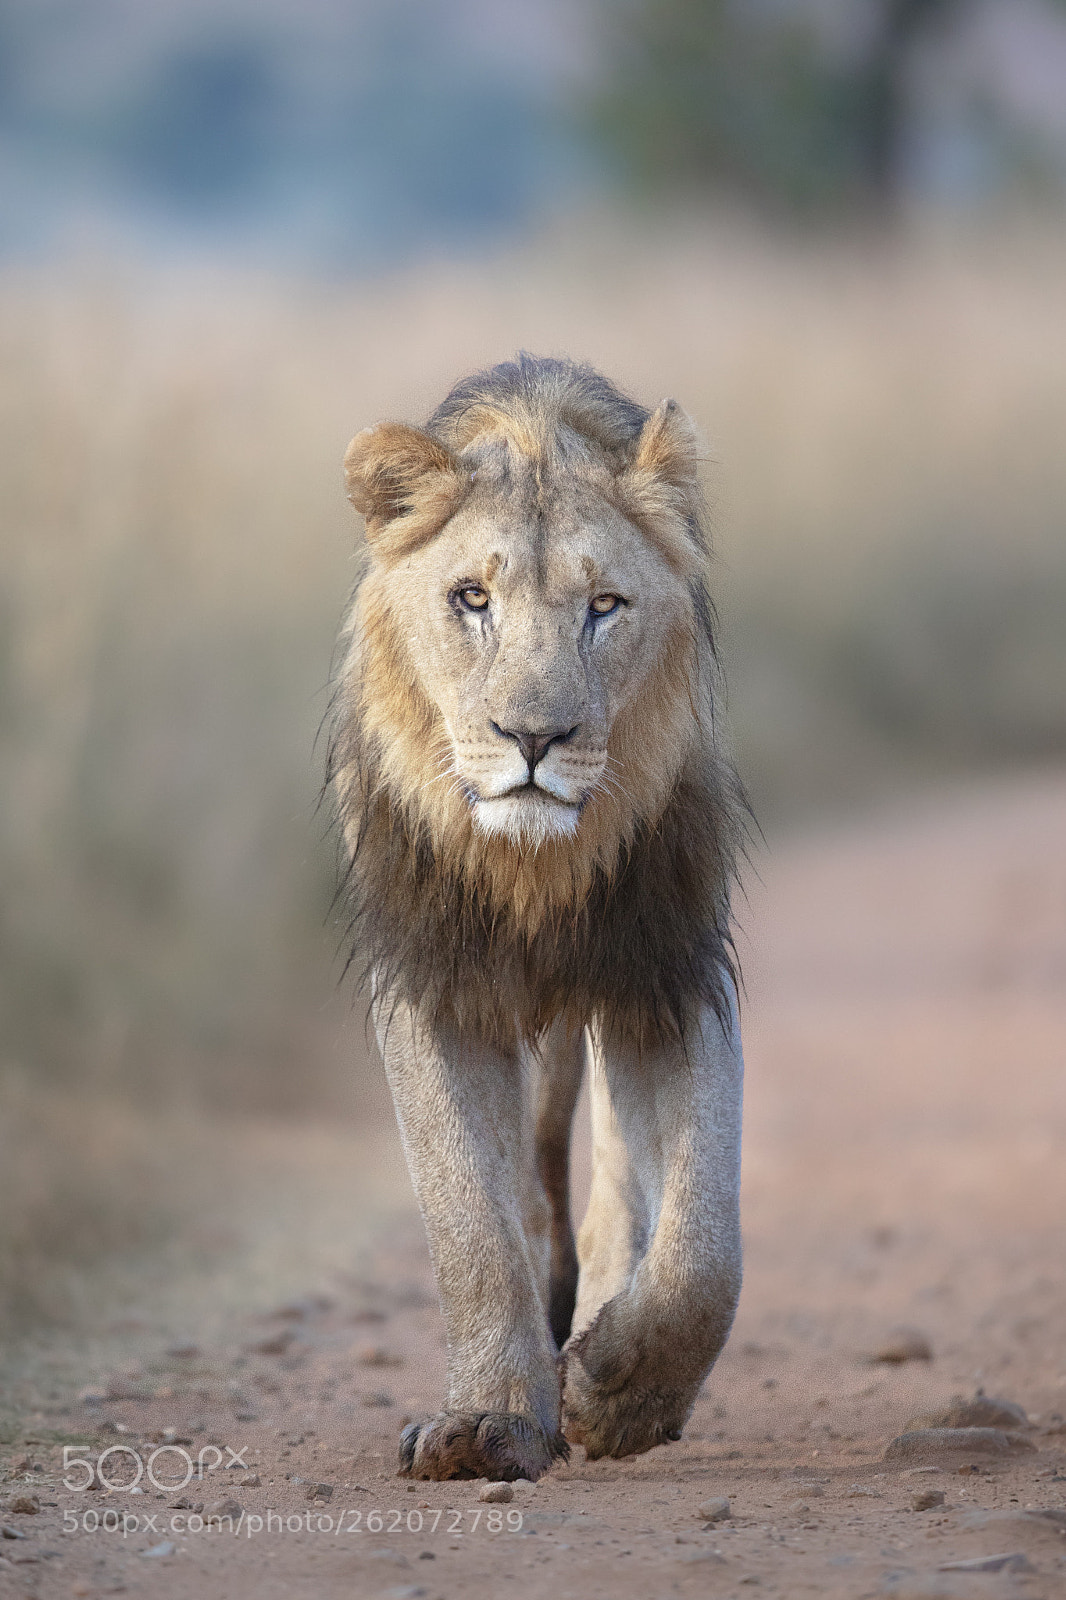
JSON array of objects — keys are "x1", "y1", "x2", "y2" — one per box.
[
  {"x1": 959, "y1": 1507, "x2": 1066, "y2": 1535},
  {"x1": 206, "y1": 1497, "x2": 242, "y2": 1520},
  {"x1": 905, "y1": 1394, "x2": 1029, "y2": 1432},
  {"x1": 883, "y1": 1427, "x2": 1036, "y2": 1462},
  {"x1": 677, "y1": 1549, "x2": 727, "y2": 1565},
  {"x1": 872, "y1": 1328, "x2": 933, "y2": 1365},
  {"x1": 361, "y1": 1391, "x2": 394, "y2": 1407},
  {"x1": 911, "y1": 1489, "x2": 946, "y2": 1511},
  {"x1": 270, "y1": 1294, "x2": 334, "y2": 1320},
  {"x1": 270, "y1": 1301, "x2": 310, "y2": 1321},
  {"x1": 789, "y1": 1500, "x2": 810, "y2": 1514},
  {"x1": 239, "y1": 1473, "x2": 261, "y2": 1488},
  {"x1": 248, "y1": 1330, "x2": 295, "y2": 1356},
  {"x1": 78, "y1": 1385, "x2": 107, "y2": 1405},
  {"x1": 105, "y1": 1375, "x2": 147, "y2": 1400},
  {"x1": 8, "y1": 1496, "x2": 40, "y2": 1515},
  {"x1": 141, "y1": 1541, "x2": 175, "y2": 1559},
  {"x1": 306, "y1": 1483, "x2": 334, "y2": 1503},
  {"x1": 357, "y1": 1345, "x2": 403, "y2": 1367},
  {"x1": 697, "y1": 1497, "x2": 731, "y2": 1523},
  {"x1": 417, "y1": 1550, "x2": 435, "y2": 1559},
  {"x1": 1, "y1": 1525, "x2": 28, "y2": 1540},
  {"x1": 478, "y1": 1482, "x2": 513, "y2": 1504},
  {"x1": 938, "y1": 1553, "x2": 1034, "y2": 1574}
]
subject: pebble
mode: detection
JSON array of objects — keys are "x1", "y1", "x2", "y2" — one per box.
[
  {"x1": 911, "y1": 1489, "x2": 946, "y2": 1511},
  {"x1": 105, "y1": 1375, "x2": 147, "y2": 1400},
  {"x1": 872, "y1": 1328, "x2": 933, "y2": 1364},
  {"x1": 240, "y1": 1473, "x2": 262, "y2": 1488},
  {"x1": 8, "y1": 1497, "x2": 40, "y2": 1515},
  {"x1": 1, "y1": 1525, "x2": 28, "y2": 1540},
  {"x1": 306, "y1": 1483, "x2": 334, "y2": 1503},
  {"x1": 883, "y1": 1427, "x2": 1036, "y2": 1461},
  {"x1": 905, "y1": 1394, "x2": 1029, "y2": 1432},
  {"x1": 206, "y1": 1497, "x2": 242, "y2": 1520},
  {"x1": 249, "y1": 1330, "x2": 296, "y2": 1356},
  {"x1": 960, "y1": 1507, "x2": 1066, "y2": 1535},
  {"x1": 141, "y1": 1541, "x2": 176, "y2": 1559},
  {"x1": 478, "y1": 1482, "x2": 513, "y2": 1503},
  {"x1": 357, "y1": 1345, "x2": 403, "y2": 1367},
  {"x1": 789, "y1": 1500, "x2": 810, "y2": 1514},
  {"x1": 697, "y1": 1497, "x2": 731, "y2": 1523},
  {"x1": 938, "y1": 1553, "x2": 1034, "y2": 1574}
]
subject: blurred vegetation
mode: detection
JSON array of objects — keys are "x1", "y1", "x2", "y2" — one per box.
[{"x1": 589, "y1": 0, "x2": 1060, "y2": 214}]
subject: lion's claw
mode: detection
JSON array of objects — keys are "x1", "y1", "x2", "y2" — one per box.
[{"x1": 398, "y1": 1410, "x2": 568, "y2": 1481}]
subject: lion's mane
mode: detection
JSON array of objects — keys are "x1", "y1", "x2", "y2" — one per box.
[{"x1": 326, "y1": 355, "x2": 747, "y2": 1050}]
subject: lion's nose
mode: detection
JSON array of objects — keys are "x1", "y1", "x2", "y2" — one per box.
[{"x1": 492, "y1": 722, "x2": 578, "y2": 774}]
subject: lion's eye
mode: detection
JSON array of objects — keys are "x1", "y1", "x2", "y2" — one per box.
[
  {"x1": 589, "y1": 593, "x2": 621, "y2": 617},
  {"x1": 458, "y1": 586, "x2": 489, "y2": 611}
]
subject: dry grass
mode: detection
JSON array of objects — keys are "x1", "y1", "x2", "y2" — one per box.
[{"x1": 2, "y1": 214, "x2": 1065, "y2": 1323}]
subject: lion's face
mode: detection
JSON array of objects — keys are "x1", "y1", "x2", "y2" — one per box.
[
  {"x1": 342, "y1": 393, "x2": 709, "y2": 880},
  {"x1": 391, "y1": 466, "x2": 692, "y2": 847}
]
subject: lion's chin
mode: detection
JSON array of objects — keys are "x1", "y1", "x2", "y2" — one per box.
[{"x1": 472, "y1": 793, "x2": 582, "y2": 849}]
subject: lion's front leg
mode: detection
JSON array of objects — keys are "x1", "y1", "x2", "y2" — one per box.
[
  {"x1": 563, "y1": 992, "x2": 743, "y2": 1459},
  {"x1": 377, "y1": 1000, "x2": 566, "y2": 1481}
]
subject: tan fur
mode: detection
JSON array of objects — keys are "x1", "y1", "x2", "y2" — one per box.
[{"x1": 327, "y1": 356, "x2": 746, "y2": 1479}]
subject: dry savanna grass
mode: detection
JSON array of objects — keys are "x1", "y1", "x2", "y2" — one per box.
[{"x1": 2, "y1": 214, "x2": 1065, "y2": 1325}]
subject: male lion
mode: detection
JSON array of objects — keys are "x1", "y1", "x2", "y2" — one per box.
[{"x1": 327, "y1": 354, "x2": 747, "y2": 1482}]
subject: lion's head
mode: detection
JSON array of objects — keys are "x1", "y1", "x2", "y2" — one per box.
[{"x1": 329, "y1": 356, "x2": 742, "y2": 1044}]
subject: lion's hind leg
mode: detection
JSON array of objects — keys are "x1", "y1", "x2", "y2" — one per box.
[
  {"x1": 530, "y1": 1019, "x2": 585, "y2": 1350},
  {"x1": 563, "y1": 996, "x2": 744, "y2": 1460}
]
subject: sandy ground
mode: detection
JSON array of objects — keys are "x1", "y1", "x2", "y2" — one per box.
[{"x1": 2, "y1": 769, "x2": 1066, "y2": 1600}]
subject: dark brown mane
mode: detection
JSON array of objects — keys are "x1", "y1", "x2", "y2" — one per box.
[{"x1": 330, "y1": 747, "x2": 744, "y2": 1052}]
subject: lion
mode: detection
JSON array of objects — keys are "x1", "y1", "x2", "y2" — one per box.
[{"x1": 326, "y1": 354, "x2": 747, "y2": 1481}]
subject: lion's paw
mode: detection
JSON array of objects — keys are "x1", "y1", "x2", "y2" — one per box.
[
  {"x1": 562, "y1": 1374, "x2": 687, "y2": 1459},
  {"x1": 562, "y1": 1318, "x2": 692, "y2": 1460},
  {"x1": 398, "y1": 1411, "x2": 568, "y2": 1481}
]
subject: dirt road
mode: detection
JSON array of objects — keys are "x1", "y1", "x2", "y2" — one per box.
[{"x1": 3, "y1": 771, "x2": 1065, "y2": 1599}]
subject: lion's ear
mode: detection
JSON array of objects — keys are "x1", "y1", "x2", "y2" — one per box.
[
  {"x1": 614, "y1": 400, "x2": 705, "y2": 576},
  {"x1": 344, "y1": 423, "x2": 462, "y2": 555},
  {"x1": 629, "y1": 399, "x2": 701, "y2": 490}
]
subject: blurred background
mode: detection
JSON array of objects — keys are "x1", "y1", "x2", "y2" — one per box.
[{"x1": 2, "y1": 0, "x2": 1066, "y2": 1343}]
